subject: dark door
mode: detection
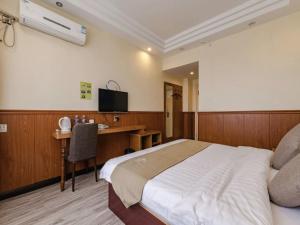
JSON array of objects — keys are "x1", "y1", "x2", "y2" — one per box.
[{"x1": 164, "y1": 82, "x2": 183, "y2": 142}]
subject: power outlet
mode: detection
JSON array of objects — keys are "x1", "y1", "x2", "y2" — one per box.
[
  {"x1": 113, "y1": 115, "x2": 120, "y2": 122},
  {"x1": 0, "y1": 124, "x2": 7, "y2": 133}
]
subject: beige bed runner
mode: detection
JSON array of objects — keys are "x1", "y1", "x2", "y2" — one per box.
[{"x1": 111, "y1": 140, "x2": 211, "y2": 208}]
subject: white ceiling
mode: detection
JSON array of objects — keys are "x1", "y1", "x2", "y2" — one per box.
[
  {"x1": 44, "y1": 0, "x2": 300, "y2": 54},
  {"x1": 164, "y1": 62, "x2": 199, "y2": 79},
  {"x1": 109, "y1": 0, "x2": 247, "y2": 39}
]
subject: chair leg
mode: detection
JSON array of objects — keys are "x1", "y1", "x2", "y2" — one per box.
[
  {"x1": 85, "y1": 160, "x2": 89, "y2": 173},
  {"x1": 72, "y1": 162, "x2": 75, "y2": 192},
  {"x1": 94, "y1": 157, "x2": 98, "y2": 182},
  {"x1": 64, "y1": 159, "x2": 67, "y2": 181}
]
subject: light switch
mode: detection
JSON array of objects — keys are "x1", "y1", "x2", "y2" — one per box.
[{"x1": 0, "y1": 124, "x2": 7, "y2": 133}]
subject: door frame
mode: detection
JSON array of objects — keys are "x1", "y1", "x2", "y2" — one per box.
[{"x1": 163, "y1": 82, "x2": 183, "y2": 142}]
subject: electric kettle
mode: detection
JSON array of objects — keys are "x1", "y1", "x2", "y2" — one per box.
[{"x1": 58, "y1": 117, "x2": 71, "y2": 132}]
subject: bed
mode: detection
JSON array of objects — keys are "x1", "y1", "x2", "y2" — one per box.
[{"x1": 100, "y1": 139, "x2": 300, "y2": 225}]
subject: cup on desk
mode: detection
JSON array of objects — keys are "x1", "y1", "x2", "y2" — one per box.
[{"x1": 88, "y1": 119, "x2": 95, "y2": 124}]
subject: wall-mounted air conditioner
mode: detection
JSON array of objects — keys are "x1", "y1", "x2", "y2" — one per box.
[{"x1": 20, "y1": 0, "x2": 87, "y2": 46}]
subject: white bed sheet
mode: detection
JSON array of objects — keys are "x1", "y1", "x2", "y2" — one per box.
[
  {"x1": 100, "y1": 140, "x2": 300, "y2": 225},
  {"x1": 100, "y1": 139, "x2": 186, "y2": 183}
]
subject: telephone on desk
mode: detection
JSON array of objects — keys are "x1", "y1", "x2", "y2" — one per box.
[{"x1": 98, "y1": 124, "x2": 109, "y2": 130}]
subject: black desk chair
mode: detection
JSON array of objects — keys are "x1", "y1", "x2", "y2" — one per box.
[{"x1": 66, "y1": 123, "x2": 98, "y2": 192}]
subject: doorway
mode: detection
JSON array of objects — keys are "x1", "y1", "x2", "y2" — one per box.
[
  {"x1": 164, "y1": 82, "x2": 183, "y2": 141},
  {"x1": 163, "y1": 61, "x2": 199, "y2": 141}
]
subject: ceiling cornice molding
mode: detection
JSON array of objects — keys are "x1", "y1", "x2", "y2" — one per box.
[
  {"x1": 164, "y1": 0, "x2": 290, "y2": 52},
  {"x1": 63, "y1": 0, "x2": 165, "y2": 50},
  {"x1": 54, "y1": 0, "x2": 290, "y2": 54}
]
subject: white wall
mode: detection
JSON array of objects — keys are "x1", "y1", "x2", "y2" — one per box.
[
  {"x1": 183, "y1": 78, "x2": 197, "y2": 112},
  {"x1": 182, "y1": 78, "x2": 189, "y2": 112},
  {"x1": 163, "y1": 11, "x2": 300, "y2": 111},
  {"x1": 192, "y1": 79, "x2": 198, "y2": 112},
  {"x1": 0, "y1": 0, "x2": 181, "y2": 111}
]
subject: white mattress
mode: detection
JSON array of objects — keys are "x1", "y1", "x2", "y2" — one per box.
[{"x1": 100, "y1": 140, "x2": 300, "y2": 225}]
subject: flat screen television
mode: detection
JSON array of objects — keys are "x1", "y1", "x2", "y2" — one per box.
[{"x1": 98, "y1": 89, "x2": 128, "y2": 112}]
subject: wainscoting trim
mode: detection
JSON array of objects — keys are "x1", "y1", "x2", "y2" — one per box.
[
  {"x1": 198, "y1": 110, "x2": 300, "y2": 149},
  {"x1": 0, "y1": 110, "x2": 166, "y2": 194}
]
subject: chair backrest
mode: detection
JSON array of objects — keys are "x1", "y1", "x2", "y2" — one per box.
[{"x1": 68, "y1": 123, "x2": 98, "y2": 162}]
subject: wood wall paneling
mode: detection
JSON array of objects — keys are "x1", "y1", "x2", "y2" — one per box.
[
  {"x1": 198, "y1": 111, "x2": 300, "y2": 150},
  {"x1": 206, "y1": 114, "x2": 224, "y2": 144},
  {"x1": 2, "y1": 110, "x2": 300, "y2": 194},
  {"x1": 198, "y1": 113, "x2": 224, "y2": 144},
  {"x1": 198, "y1": 113, "x2": 207, "y2": 141},
  {"x1": 269, "y1": 113, "x2": 300, "y2": 149},
  {"x1": 34, "y1": 114, "x2": 61, "y2": 183},
  {"x1": 223, "y1": 114, "x2": 245, "y2": 146},
  {"x1": 0, "y1": 111, "x2": 164, "y2": 193},
  {"x1": 183, "y1": 112, "x2": 195, "y2": 139},
  {"x1": 244, "y1": 114, "x2": 270, "y2": 149},
  {"x1": 0, "y1": 114, "x2": 35, "y2": 192}
]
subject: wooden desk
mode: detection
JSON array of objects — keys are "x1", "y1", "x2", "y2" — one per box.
[{"x1": 52, "y1": 125, "x2": 146, "y2": 191}]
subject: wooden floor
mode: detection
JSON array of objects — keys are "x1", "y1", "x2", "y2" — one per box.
[{"x1": 0, "y1": 173, "x2": 124, "y2": 225}]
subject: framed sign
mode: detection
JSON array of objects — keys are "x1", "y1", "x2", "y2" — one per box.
[{"x1": 80, "y1": 81, "x2": 92, "y2": 100}]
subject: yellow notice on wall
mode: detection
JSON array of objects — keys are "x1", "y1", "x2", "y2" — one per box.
[{"x1": 80, "y1": 82, "x2": 92, "y2": 100}]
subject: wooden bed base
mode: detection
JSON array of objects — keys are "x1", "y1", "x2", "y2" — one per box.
[{"x1": 108, "y1": 184, "x2": 165, "y2": 225}]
